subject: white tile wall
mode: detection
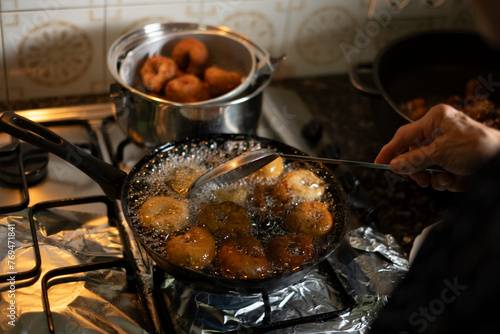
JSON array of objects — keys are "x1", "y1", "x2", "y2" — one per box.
[
  {"x1": 2, "y1": 8, "x2": 106, "y2": 101},
  {"x1": 201, "y1": 0, "x2": 290, "y2": 57},
  {"x1": 0, "y1": 0, "x2": 105, "y2": 11},
  {"x1": 0, "y1": 22, "x2": 6, "y2": 102},
  {"x1": 0, "y1": 0, "x2": 474, "y2": 103}
]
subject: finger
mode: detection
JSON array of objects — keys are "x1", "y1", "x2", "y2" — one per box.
[
  {"x1": 430, "y1": 172, "x2": 453, "y2": 191},
  {"x1": 409, "y1": 172, "x2": 431, "y2": 188},
  {"x1": 374, "y1": 105, "x2": 447, "y2": 165},
  {"x1": 389, "y1": 144, "x2": 440, "y2": 174},
  {"x1": 374, "y1": 122, "x2": 427, "y2": 164}
]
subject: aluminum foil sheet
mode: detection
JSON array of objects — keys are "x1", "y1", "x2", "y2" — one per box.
[
  {"x1": 0, "y1": 209, "x2": 149, "y2": 334},
  {"x1": 0, "y1": 204, "x2": 409, "y2": 334},
  {"x1": 160, "y1": 226, "x2": 409, "y2": 334}
]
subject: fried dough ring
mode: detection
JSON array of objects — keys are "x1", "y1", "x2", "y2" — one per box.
[
  {"x1": 210, "y1": 181, "x2": 250, "y2": 205},
  {"x1": 140, "y1": 55, "x2": 178, "y2": 93},
  {"x1": 164, "y1": 74, "x2": 210, "y2": 103},
  {"x1": 171, "y1": 37, "x2": 209, "y2": 77},
  {"x1": 218, "y1": 236, "x2": 271, "y2": 279},
  {"x1": 165, "y1": 226, "x2": 216, "y2": 269},
  {"x1": 196, "y1": 201, "x2": 250, "y2": 238},
  {"x1": 204, "y1": 66, "x2": 242, "y2": 97},
  {"x1": 282, "y1": 169, "x2": 325, "y2": 201},
  {"x1": 267, "y1": 234, "x2": 316, "y2": 272},
  {"x1": 252, "y1": 180, "x2": 291, "y2": 218},
  {"x1": 165, "y1": 165, "x2": 205, "y2": 196},
  {"x1": 140, "y1": 196, "x2": 189, "y2": 234},
  {"x1": 285, "y1": 201, "x2": 334, "y2": 238},
  {"x1": 250, "y1": 156, "x2": 284, "y2": 180}
]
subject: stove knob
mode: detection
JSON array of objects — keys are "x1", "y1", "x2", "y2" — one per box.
[{"x1": 301, "y1": 119, "x2": 323, "y2": 145}]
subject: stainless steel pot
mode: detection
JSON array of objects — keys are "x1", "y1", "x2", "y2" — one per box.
[{"x1": 108, "y1": 22, "x2": 275, "y2": 149}]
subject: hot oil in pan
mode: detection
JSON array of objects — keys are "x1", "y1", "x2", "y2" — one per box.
[{"x1": 124, "y1": 140, "x2": 342, "y2": 278}]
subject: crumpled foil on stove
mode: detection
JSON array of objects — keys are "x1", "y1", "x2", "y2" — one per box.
[
  {"x1": 160, "y1": 226, "x2": 409, "y2": 334},
  {"x1": 0, "y1": 209, "x2": 148, "y2": 334},
  {"x1": 0, "y1": 205, "x2": 409, "y2": 334}
]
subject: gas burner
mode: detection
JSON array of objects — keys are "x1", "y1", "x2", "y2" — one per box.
[{"x1": 0, "y1": 141, "x2": 49, "y2": 186}]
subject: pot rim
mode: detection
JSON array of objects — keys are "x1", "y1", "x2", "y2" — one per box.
[{"x1": 108, "y1": 22, "x2": 275, "y2": 107}]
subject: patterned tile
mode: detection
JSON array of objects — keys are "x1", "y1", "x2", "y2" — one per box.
[
  {"x1": 0, "y1": 0, "x2": 477, "y2": 102},
  {"x1": 0, "y1": 0, "x2": 105, "y2": 11},
  {"x1": 2, "y1": 8, "x2": 106, "y2": 100},
  {"x1": 107, "y1": 0, "x2": 202, "y2": 5},
  {"x1": 105, "y1": 2, "x2": 203, "y2": 86},
  {"x1": 283, "y1": 0, "x2": 369, "y2": 78},
  {"x1": 0, "y1": 23, "x2": 6, "y2": 102},
  {"x1": 201, "y1": 0, "x2": 290, "y2": 61}
]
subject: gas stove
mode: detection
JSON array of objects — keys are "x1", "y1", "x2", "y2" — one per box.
[{"x1": 0, "y1": 87, "x2": 408, "y2": 333}]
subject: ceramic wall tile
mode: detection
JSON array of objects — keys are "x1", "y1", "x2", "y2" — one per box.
[
  {"x1": 2, "y1": 8, "x2": 106, "y2": 101},
  {"x1": 0, "y1": 0, "x2": 478, "y2": 103},
  {"x1": 106, "y1": 3, "x2": 202, "y2": 47},
  {"x1": 0, "y1": 23, "x2": 6, "y2": 102},
  {"x1": 280, "y1": 0, "x2": 369, "y2": 78},
  {"x1": 0, "y1": 0, "x2": 105, "y2": 12},
  {"x1": 200, "y1": 0, "x2": 290, "y2": 71},
  {"x1": 105, "y1": 2, "x2": 203, "y2": 85},
  {"x1": 106, "y1": 0, "x2": 202, "y2": 5}
]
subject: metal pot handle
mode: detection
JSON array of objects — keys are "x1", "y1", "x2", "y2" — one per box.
[
  {"x1": 349, "y1": 62, "x2": 381, "y2": 96},
  {"x1": 0, "y1": 111, "x2": 127, "y2": 200}
]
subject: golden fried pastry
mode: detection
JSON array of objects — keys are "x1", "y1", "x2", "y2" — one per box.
[
  {"x1": 196, "y1": 201, "x2": 250, "y2": 238},
  {"x1": 462, "y1": 99, "x2": 497, "y2": 122},
  {"x1": 218, "y1": 236, "x2": 271, "y2": 279},
  {"x1": 250, "y1": 156, "x2": 284, "y2": 180},
  {"x1": 165, "y1": 74, "x2": 211, "y2": 103},
  {"x1": 204, "y1": 66, "x2": 242, "y2": 97},
  {"x1": 140, "y1": 196, "x2": 189, "y2": 234},
  {"x1": 210, "y1": 181, "x2": 250, "y2": 205},
  {"x1": 165, "y1": 226, "x2": 216, "y2": 269},
  {"x1": 140, "y1": 55, "x2": 178, "y2": 93},
  {"x1": 285, "y1": 201, "x2": 334, "y2": 238},
  {"x1": 282, "y1": 169, "x2": 325, "y2": 201},
  {"x1": 267, "y1": 234, "x2": 316, "y2": 272},
  {"x1": 252, "y1": 180, "x2": 291, "y2": 218},
  {"x1": 402, "y1": 97, "x2": 429, "y2": 121},
  {"x1": 171, "y1": 37, "x2": 209, "y2": 77},
  {"x1": 165, "y1": 165, "x2": 205, "y2": 196}
]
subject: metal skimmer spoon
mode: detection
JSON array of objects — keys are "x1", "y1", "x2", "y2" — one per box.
[{"x1": 186, "y1": 148, "x2": 443, "y2": 196}]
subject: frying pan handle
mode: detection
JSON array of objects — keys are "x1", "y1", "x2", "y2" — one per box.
[
  {"x1": 0, "y1": 111, "x2": 127, "y2": 200},
  {"x1": 349, "y1": 62, "x2": 381, "y2": 96}
]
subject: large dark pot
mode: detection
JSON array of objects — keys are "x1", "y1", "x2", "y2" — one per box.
[{"x1": 350, "y1": 30, "x2": 500, "y2": 140}]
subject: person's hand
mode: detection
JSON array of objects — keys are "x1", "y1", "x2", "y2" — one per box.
[{"x1": 375, "y1": 104, "x2": 500, "y2": 191}]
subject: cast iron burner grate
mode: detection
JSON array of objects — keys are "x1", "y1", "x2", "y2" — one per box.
[
  {"x1": 0, "y1": 137, "x2": 30, "y2": 214},
  {"x1": 33, "y1": 196, "x2": 157, "y2": 334},
  {"x1": 102, "y1": 117, "x2": 366, "y2": 333},
  {"x1": 0, "y1": 119, "x2": 104, "y2": 214},
  {"x1": 152, "y1": 260, "x2": 355, "y2": 333}
]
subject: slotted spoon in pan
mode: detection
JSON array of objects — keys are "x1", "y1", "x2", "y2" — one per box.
[{"x1": 187, "y1": 148, "x2": 444, "y2": 196}]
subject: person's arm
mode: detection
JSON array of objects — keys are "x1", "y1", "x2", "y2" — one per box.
[{"x1": 375, "y1": 104, "x2": 500, "y2": 191}]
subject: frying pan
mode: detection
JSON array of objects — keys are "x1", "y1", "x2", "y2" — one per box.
[
  {"x1": 0, "y1": 111, "x2": 349, "y2": 295},
  {"x1": 350, "y1": 30, "x2": 500, "y2": 139}
]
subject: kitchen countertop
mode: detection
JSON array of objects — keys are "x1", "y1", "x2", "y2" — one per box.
[{"x1": 0, "y1": 74, "x2": 454, "y2": 255}]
